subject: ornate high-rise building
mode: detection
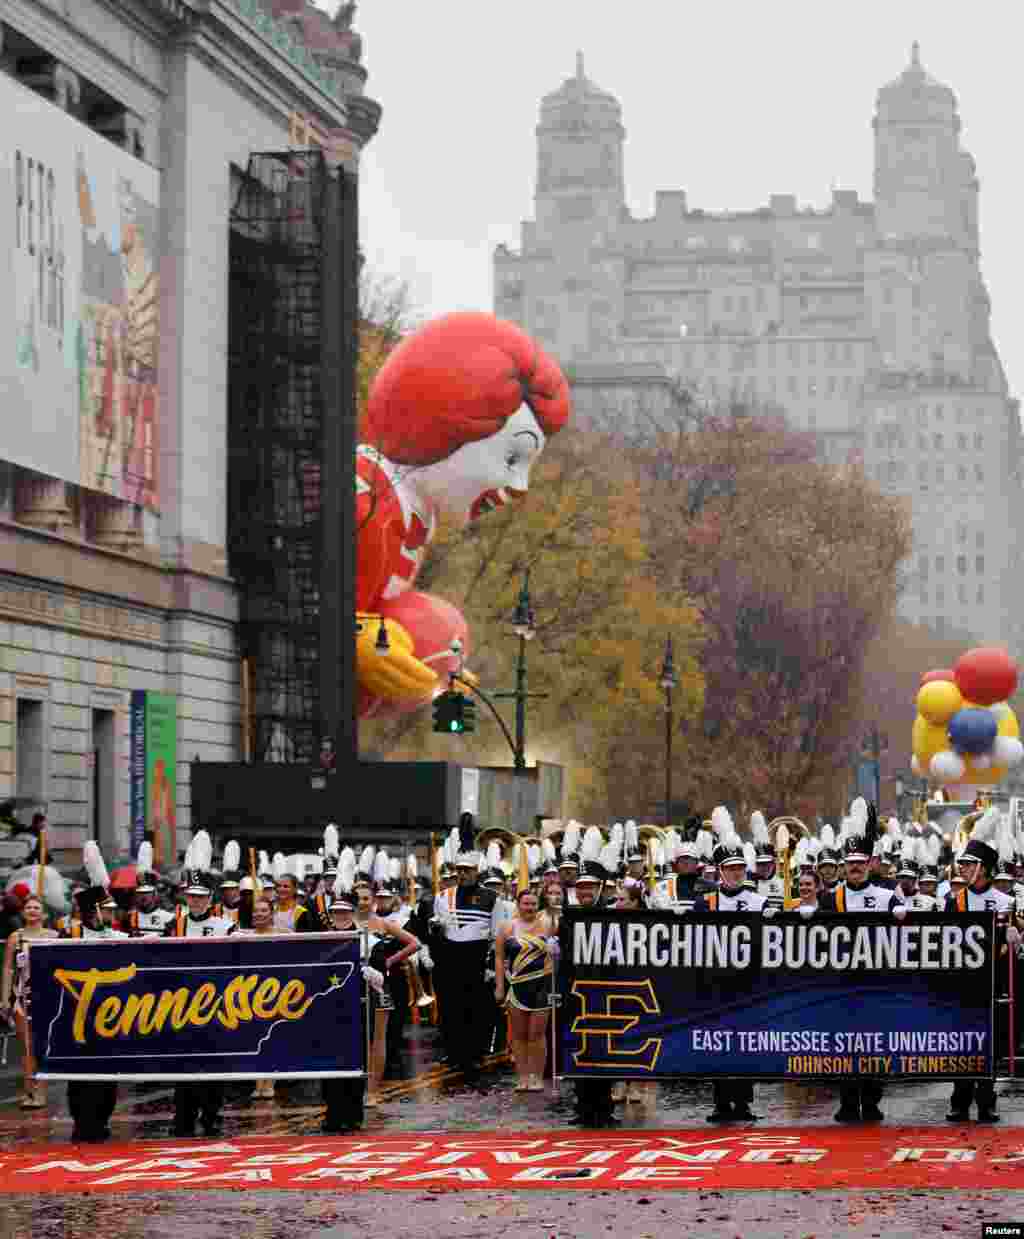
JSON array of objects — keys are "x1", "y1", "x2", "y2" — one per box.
[{"x1": 495, "y1": 46, "x2": 1023, "y2": 649}]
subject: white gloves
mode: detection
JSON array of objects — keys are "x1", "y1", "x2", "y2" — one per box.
[
  {"x1": 416, "y1": 945, "x2": 434, "y2": 971},
  {"x1": 484, "y1": 968, "x2": 496, "y2": 983},
  {"x1": 361, "y1": 965, "x2": 385, "y2": 993},
  {"x1": 892, "y1": 905, "x2": 908, "y2": 922},
  {"x1": 1006, "y1": 926, "x2": 1021, "y2": 948},
  {"x1": 762, "y1": 905, "x2": 778, "y2": 919},
  {"x1": 798, "y1": 904, "x2": 816, "y2": 920}
]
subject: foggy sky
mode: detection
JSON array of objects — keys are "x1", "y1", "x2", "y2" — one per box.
[{"x1": 337, "y1": 0, "x2": 1022, "y2": 401}]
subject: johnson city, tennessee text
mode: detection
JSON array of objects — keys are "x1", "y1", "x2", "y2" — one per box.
[{"x1": 572, "y1": 919, "x2": 988, "y2": 972}]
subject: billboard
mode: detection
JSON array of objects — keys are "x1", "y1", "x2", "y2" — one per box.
[
  {"x1": 559, "y1": 908, "x2": 995, "y2": 1080},
  {"x1": 0, "y1": 73, "x2": 160, "y2": 510},
  {"x1": 129, "y1": 691, "x2": 177, "y2": 863},
  {"x1": 29, "y1": 933, "x2": 366, "y2": 1081}
]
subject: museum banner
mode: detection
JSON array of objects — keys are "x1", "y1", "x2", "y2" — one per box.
[
  {"x1": 558, "y1": 909, "x2": 995, "y2": 1081},
  {"x1": 29, "y1": 932, "x2": 365, "y2": 1082}
]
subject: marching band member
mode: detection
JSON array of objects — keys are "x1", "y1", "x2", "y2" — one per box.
[
  {"x1": 893, "y1": 834, "x2": 920, "y2": 904},
  {"x1": 494, "y1": 886, "x2": 555, "y2": 1092},
  {"x1": 432, "y1": 818, "x2": 499, "y2": 1082},
  {"x1": 571, "y1": 855, "x2": 616, "y2": 1127},
  {"x1": 218, "y1": 841, "x2": 243, "y2": 924},
  {"x1": 164, "y1": 832, "x2": 236, "y2": 1137},
  {"x1": 819, "y1": 801, "x2": 895, "y2": 1123},
  {"x1": 653, "y1": 833, "x2": 703, "y2": 912},
  {"x1": 751, "y1": 812, "x2": 785, "y2": 910},
  {"x1": 132, "y1": 842, "x2": 173, "y2": 935},
  {"x1": 64, "y1": 842, "x2": 126, "y2": 1142},
  {"x1": 816, "y1": 825, "x2": 841, "y2": 894},
  {"x1": 271, "y1": 854, "x2": 307, "y2": 931},
  {"x1": 945, "y1": 808, "x2": 1015, "y2": 1124},
  {"x1": 558, "y1": 822, "x2": 581, "y2": 905},
  {"x1": 692, "y1": 814, "x2": 766, "y2": 1123},
  {"x1": 320, "y1": 872, "x2": 372, "y2": 1134},
  {"x1": 1, "y1": 893, "x2": 57, "y2": 1109}
]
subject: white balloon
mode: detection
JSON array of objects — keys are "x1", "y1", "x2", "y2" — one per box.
[
  {"x1": 930, "y1": 750, "x2": 966, "y2": 782},
  {"x1": 990, "y1": 703, "x2": 1013, "y2": 720},
  {"x1": 972, "y1": 753, "x2": 992, "y2": 770},
  {"x1": 993, "y1": 736, "x2": 1024, "y2": 768}
]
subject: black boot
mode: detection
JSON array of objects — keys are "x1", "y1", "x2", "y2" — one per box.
[
  {"x1": 834, "y1": 1106, "x2": 861, "y2": 1123},
  {"x1": 707, "y1": 1105, "x2": 734, "y2": 1123},
  {"x1": 976, "y1": 1108, "x2": 1001, "y2": 1123}
]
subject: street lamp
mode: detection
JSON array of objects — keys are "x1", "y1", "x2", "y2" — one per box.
[
  {"x1": 659, "y1": 635, "x2": 678, "y2": 828},
  {"x1": 493, "y1": 570, "x2": 542, "y2": 772}
]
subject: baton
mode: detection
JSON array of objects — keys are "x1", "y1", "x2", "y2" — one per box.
[{"x1": 1010, "y1": 938, "x2": 1017, "y2": 1078}]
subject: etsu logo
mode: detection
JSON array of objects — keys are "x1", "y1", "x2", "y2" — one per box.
[{"x1": 863, "y1": 896, "x2": 876, "y2": 909}]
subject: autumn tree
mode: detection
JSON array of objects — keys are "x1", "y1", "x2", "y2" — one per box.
[
  {"x1": 358, "y1": 425, "x2": 705, "y2": 817},
  {"x1": 619, "y1": 401, "x2": 913, "y2": 820}
]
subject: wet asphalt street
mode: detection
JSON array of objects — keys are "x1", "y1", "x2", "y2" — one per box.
[{"x1": 2, "y1": 1025, "x2": 1023, "y2": 1238}]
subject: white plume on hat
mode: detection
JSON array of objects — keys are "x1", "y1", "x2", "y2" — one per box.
[
  {"x1": 444, "y1": 828, "x2": 459, "y2": 866},
  {"x1": 542, "y1": 838, "x2": 557, "y2": 866},
  {"x1": 258, "y1": 850, "x2": 271, "y2": 875},
  {"x1": 192, "y1": 831, "x2": 213, "y2": 873},
  {"x1": 222, "y1": 841, "x2": 240, "y2": 874},
  {"x1": 850, "y1": 798, "x2": 868, "y2": 827},
  {"x1": 653, "y1": 841, "x2": 665, "y2": 869},
  {"x1": 793, "y1": 838, "x2": 809, "y2": 868},
  {"x1": 486, "y1": 841, "x2": 503, "y2": 871},
  {"x1": 309, "y1": 853, "x2": 323, "y2": 876},
  {"x1": 137, "y1": 841, "x2": 154, "y2": 874},
  {"x1": 406, "y1": 854, "x2": 418, "y2": 880},
  {"x1": 598, "y1": 839, "x2": 620, "y2": 875},
  {"x1": 562, "y1": 822, "x2": 581, "y2": 858},
  {"x1": 710, "y1": 806, "x2": 733, "y2": 839},
  {"x1": 695, "y1": 829, "x2": 715, "y2": 860},
  {"x1": 611, "y1": 822, "x2": 625, "y2": 851},
  {"x1": 664, "y1": 828, "x2": 681, "y2": 863},
  {"x1": 744, "y1": 840, "x2": 758, "y2": 869},
  {"x1": 581, "y1": 826, "x2": 603, "y2": 864},
  {"x1": 972, "y1": 805, "x2": 1002, "y2": 849},
  {"x1": 900, "y1": 835, "x2": 917, "y2": 867},
  {"x1": 323, "y1": 824, "x2": 340, "y2": 859},
  {"x1": 389, "y1": 857, "x2": 402, "y2": 882},
  {"x1": 373, "y1": 850, "x2": 389, "y2": 884},
  {"x1": 528, "y1": 843, "x2": 541, "y2": 874},
  {"x1": 272, "y1": 852, "x2": 287, "y2": 882},
  {"x1": 358, "y1": 845, "x2": 375, "y2": 876},
  {"x1": 334, "y1": 849, "x2": 356, "y2": 897},
  {"x1": 750, "y1": 811, "x2": 769, "y2": 848},
  {"x1": 83, "y1": 840, "x2": 110, "y2": 890},
  {"x1": 923, "y1": 834, "x2": 942, "y2": 869},
  {"x1": 625, "y1": 821, "x2": 639, "y2": 854},
  {"x1": 819, "y1": 824, "x2": 836, "y2": 852}
]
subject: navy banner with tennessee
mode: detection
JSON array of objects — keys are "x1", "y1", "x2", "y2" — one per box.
[
  {"x1": 28, "y1": 933, "x2": 365, "y2": 1082},
  {"x1": 559, "y1": 910, "x2": 995, "y2": 1081}
]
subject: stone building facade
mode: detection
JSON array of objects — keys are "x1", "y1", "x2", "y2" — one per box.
[
  {"x1": 495, "y1": 47, "x2": 1023, "y2": 651},
  {"x1": 0, "y1": 0, "x2": 379, "y2": 863}
]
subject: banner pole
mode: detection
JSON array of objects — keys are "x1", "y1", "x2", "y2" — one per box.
[
  {"x1": 36, "y1": 830, "x2": 46, "y2": 899},
  {"x1": 1009, "y1": 938, "x2": 1016, "y2": 1078}
]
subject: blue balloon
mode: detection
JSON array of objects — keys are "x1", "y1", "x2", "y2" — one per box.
[{"x1": 948, "y1": 707, "x2": 998, "y2": 755}]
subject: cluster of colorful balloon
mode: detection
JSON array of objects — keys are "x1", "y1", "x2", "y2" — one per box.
[{"x1": 911, "y1": 647, "x2": 1023, "y2": 786}]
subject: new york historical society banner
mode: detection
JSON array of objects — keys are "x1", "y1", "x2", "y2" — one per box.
[
  {"x1": 559, "y1": 909, "x2": 995, "y2": 1081},
  {"x1": 28, "y1": 933, "x2": 365, "y2": 1081}
]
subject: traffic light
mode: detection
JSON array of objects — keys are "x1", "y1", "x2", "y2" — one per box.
[{"x1": 432, "y1": 690, "x2": 476, "y2": 735}]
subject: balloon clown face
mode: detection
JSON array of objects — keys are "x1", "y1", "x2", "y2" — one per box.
[
  {"x1": 408, "y1": 403, "x2": 547, "y2": 527},
  {"x1": 355, "y1": 313, "x2": 571, "y2": 717}
]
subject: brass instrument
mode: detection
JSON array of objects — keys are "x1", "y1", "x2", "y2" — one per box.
[{"x1": 769, "y1": 816, "x2": 808, "y2": 901}]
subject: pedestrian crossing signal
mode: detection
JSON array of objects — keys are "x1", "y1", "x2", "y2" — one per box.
[{"x1": 432, "y1": 690, "x2": 476, "y2": 735}]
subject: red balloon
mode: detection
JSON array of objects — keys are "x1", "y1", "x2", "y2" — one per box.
[
  {"x1": 953, "y1": 647, "x2": 1019, "y2": 707},
  {"x1": 921, "y1": 668, "x2": 955, "y2": 685}
]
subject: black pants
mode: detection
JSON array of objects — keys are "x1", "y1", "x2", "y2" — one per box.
[
  {"x1": 574, "y1": 1080, "x2": 614, "y2": 1126},
  {"x1": 321, "y1": 1078, "x2": 365, "y2": 1132},
  {"x1": 950, "y1": 1079, "x2": 996, "y2": 1114},
  {"x1": 385, "y1": 975, "x2": 410, "y2": 1073},
  {"x1": 839, "y1": 1081, "x2": 884, "y2": 1112},
  {"x1": 443, "y1": 942, "x2": 491, "y2": 1073},
  {"x1": 712, "y1": 1081, "x2": 754, "y2": 1111},
  {"x1": 174, "y1": 1083, "x2": 224, "y2": 1134},
  {"x1": 67, "y1": 1082, "x2": 118, "y2": 1141}
]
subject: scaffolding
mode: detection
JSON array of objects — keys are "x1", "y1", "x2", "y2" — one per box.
[{"x1": 227, "y1": 151, "x2": 328, "y2": 765}]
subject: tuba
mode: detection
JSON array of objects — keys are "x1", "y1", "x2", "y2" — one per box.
[{"x1": 769, "y1": 816, "x2": 808, "y2": 901}]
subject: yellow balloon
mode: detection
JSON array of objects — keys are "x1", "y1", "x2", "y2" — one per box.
[
  {"x1": 912, "y1": 713, "x2": 950, "y2": 768},
  {"x1": 962, "y1": 758, "x2": 1007, "y2": 786},
  {"x1": 998, "y1": 706, "x2": 1020, "y2": 739},
  {"x1": 916, "y1": 680, "x2": 963, "y2": 725}
]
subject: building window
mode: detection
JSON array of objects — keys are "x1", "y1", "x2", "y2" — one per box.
[
  {"x1": 977, "y1": 585, "x2": 985, "y2": 605},
  {"x1": 808, "y1": 379, "x2": 817, "y2": 396},
  {"x1": 935, "y1": 555, "x2": 945, "y2": 574},
  {"x1": 958, "y1": 584, "x2": 967, "y2": 605},
  {"x1": 843, "y1": 343, "x2": 853, "y2": 363},
  {"x1": 807, "y1": 344, "x2": 817, "y2": 365},
  {"x1": 827, "y1": 376, "x2": 837, "y2": 395},
  {"x1": 728, "y1": 236, "x2": 747, "y2": 253},
  {"x1": 685, "y1": 235, "x2": 706, "y2": 249},
  {"x1": 808, "y1": 411, "x2": 817, "y2": 429},
  {"x1": 975, "y1": 464, "x2": 984, "y2": 482},
  {"x1": 956, "y1": 523, "x2": 967, "y2": 544},
  {"x1": 935, "y1": 403, "x2": 944, "y2": 420},
  {"x1": 957, "y1": 555, "x2": 967, "y2": 575},
  {"x1": 787, "y1": 343, "x2": 798, "y2": 365},
  {"x1": 788, "y1": 377, "x2": 798, "y2": 395},
  {"x1": 935, "y1": 464, "x2": 944, "y2": 483},
  {"x1": 957, "y1": 465, "x2": 968, "y2": 482},
  {"x1": 974, "y1": 432, "x2": 984, "y2": 450},
  {"x1": 936, "y1": 586, "x2": 945, "y2": 605},
  {"x1": 976, "y1": 531, "x2": 985, "y2": 549},
  {"x1": 919, "y1": 554, "x2": 929, "y2": 579},
  {"x1": 976, "y1": 555, "x2": 985, "y2": 574},
  {"x1": 825, "y1": 343, "x2": 837, "y2": 364},
  {"x1": 920, "y1": 587, "x2": 929, "y2": 604},
  {"x1": 957, "y1": 433, "x2": 968, "y2": 451},
  {"x1": 917, "y1": 407, "x2": 928, "y2": 426},
  {"x1": 933, "y1": 433, "x2": 944, "y2": 450},
  {"x1": 918, "y1": 433, "x2": 927, "y2": 451},
  {"x1": 918, "y1": 463, "x2": 928, "y2": 482},
  {"x1": 935, "y1": 617, "x2": 947, "y2": 635}
]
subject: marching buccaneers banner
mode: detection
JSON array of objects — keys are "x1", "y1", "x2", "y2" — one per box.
[
  {"x1": 559, "y1": 910, "x2": 995, "y2": 1081},
  {"x1": 28, "y1": 933, "x2": 365, "y2": 1081}
]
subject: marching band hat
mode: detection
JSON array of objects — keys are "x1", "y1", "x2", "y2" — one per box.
[
  {"x1": 77, "y1": 886, "x2": 107, "y2": 917},
  {"x1": 454, "y1": 813, "x2": 481, "y2": 868},
  {"x1": 716, "y1": 836, "x2": 746, "y2": 868},
  {"x1": 961, "y1": 807, "x2": 1001, "y2": 872},
  {"x1": 329, "y1": 889, "x2": 356, "y2": 911},
  {"x1": 575, "y1": 860, "x2": 606, "y2": 885},
  {"x1": 185, "y1": 870, "x2": 214, "y2": 895},
  {"x1": 841, "y1": 799, "x2": 878, "y2": 862}
]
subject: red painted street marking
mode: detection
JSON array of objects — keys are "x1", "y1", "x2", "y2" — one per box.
[{"x1": 0, "y1": 1127, "x2": 1022, "y2": 1193}]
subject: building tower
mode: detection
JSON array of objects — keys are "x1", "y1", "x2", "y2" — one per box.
[{"x1": 495, "y1": 53, "x2": 626, "y2": 360}]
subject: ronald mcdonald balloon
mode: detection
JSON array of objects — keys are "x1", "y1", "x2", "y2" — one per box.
[
  {"x1": 355, "y1": 313, "x2": 571, "y2": 717},
  {"x1": 910, "y1": 647, "x2": 1022, "y2": 787}
]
